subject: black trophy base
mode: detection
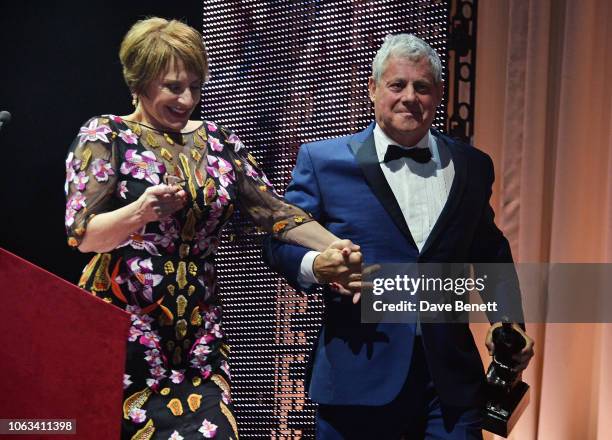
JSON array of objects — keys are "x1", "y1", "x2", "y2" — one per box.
[{"x1": 482, "y1": 381, "x2": 530, "y2": 438}]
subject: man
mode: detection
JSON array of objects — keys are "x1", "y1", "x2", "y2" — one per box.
[{"x1": 263, "y1": 34, "x2": 534, "y2": 439}]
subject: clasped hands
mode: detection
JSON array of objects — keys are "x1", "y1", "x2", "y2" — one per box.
[{"x1": 313, "y1": 239, "x2": 368, "y2": 304}]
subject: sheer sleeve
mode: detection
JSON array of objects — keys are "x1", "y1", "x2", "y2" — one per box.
[
  {"x1": 222, "y1": 129, "x2": 314, "y2": 238},
  {"x1": 65, "y1": 116, "x2": 119, "y2": 247}
]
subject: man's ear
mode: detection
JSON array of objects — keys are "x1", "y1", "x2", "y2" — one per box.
[
  {"x1": 436, "y1": 81, "x2": 444, "y2": 107},
  {"x1": 367, "y1": 76, "x2": 376, "y2": 103}
]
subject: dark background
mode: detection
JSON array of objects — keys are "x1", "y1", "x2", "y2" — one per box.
[{"x1": 0, "y1": 1, "x2": 202, "y2": 282}]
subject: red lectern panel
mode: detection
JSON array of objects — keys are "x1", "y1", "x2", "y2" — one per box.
[{"x1": 0, "y1": 248, "x2": 130, "y2": 439}]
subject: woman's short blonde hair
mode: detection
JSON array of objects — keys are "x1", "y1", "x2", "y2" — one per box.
[{"x1": 119, "y1": 17, "x2": 208, "y2": 96}]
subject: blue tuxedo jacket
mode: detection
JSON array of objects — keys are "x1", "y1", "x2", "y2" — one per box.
[{"x1": 262, "y1": 123, "x2": 518, "y2": 407}]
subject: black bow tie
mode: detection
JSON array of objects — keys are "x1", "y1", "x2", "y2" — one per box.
[{"x1": 383, "y1": 144, "x2": 432, "y2": 164}]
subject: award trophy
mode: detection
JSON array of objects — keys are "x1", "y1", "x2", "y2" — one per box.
[{"x1": 482, "y1": 322, "x2": 530, "y2": 437}]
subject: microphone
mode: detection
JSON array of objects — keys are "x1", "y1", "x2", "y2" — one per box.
[{"x1": 0, "y1": 111, "x2": 11, "y2": 131}]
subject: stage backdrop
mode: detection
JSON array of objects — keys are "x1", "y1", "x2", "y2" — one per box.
[{"x1": 201, "y1": 1, "x2": 451, "y2": 437}]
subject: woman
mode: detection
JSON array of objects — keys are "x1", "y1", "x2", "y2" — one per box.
[{"x1": 65, "y1": 17, "x2": 356, "y2": 440}]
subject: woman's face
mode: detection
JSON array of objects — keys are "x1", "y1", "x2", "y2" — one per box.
[{"x1": 138, "y1": 58, "x2": 201, "y2": 132}]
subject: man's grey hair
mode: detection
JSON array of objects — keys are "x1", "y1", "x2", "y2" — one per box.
[{"x1": 371, "y1": 34, "x2": 442, "y2": 85}]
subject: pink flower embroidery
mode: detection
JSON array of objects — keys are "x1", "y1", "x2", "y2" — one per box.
[
  {"x1": 208, "y1": 136, "x2": 223, "y2": 152},
  {"x1": 129, "y1": 408, "x2": 147, "y2": 424},
  {"x1": 220, "y1": 360, "x2": 231, "y2": 380},
  {"x1": 244, "y1": 162, "x2": 259, "y2": 179},
  {"x1": 119, "y1": 128, "x2": 138, "y2": 144},
  {"x1": 120, "y1": 149, "x2": 165, "y2": 185},
  {"x1": 168, "y1": 431, "x2": 184, "y2": 440},
  {"x1": 109, "y1": 114, "x2": 124, "y2": 123},
  {"x1": 73, "y1": 171, "x2": 89, "y2": 191},
  {"x1": 119, "y1": 227, "x2": 161, "y2": 256},
  {"x1": 117, "y1": 180, "x2": 128, "y2": 199},
  {"x1": 124, "y1": 257, "x2": 164, "y2": 302},
  {"x1": 153, "y1": 218, "x2": 180, "y2": 253},
  {"x1": 206, "y1": 121, "x2": 218, "y2": 132},
  {"x1": 170, "y1": 370, "x2": 185, "y2": 384},
  {"x1": 90, "y1": 158, "x2": 115, "y2": 182},
  {"x1": 123, "y1": 374, "x2": 133, "y2": 389},
  {"x1": 64, "y1": 152, "x2": 81, "y2": 194},
  {"x1": 65, "y1": 192, "x2": 87, "y2": 227},
  {"x1": 227, "y1": 133, "x2": 245, "y2": 151},
  {"x1": 199, "y1": 419, "x2": 217, "y2": 438},
  {"x1": 206, "y1": 155, "x2": 234, "y2": 187},
  {"x1": 217, "y1": 186, "x2": 230, "y2": 206},
  {"x1": 78, "y1": 119, "x2": 112, "y2": 143}
]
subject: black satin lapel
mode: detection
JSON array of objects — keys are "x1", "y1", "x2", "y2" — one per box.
[
  {"x1": 349, "y1": 133, "x2": 417, "y2": 248},
  {"x1": 420, "y1": 135, "x2": 468, "y2": 257}
]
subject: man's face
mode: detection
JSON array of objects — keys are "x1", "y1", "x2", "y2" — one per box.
[{"x1": 368, "y1": 56, "x2": 443, "y2": 146}]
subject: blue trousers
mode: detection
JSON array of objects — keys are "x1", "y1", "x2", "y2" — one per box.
[{"x1": 315, "y1": 338, "x2": 483, "y2": 440}]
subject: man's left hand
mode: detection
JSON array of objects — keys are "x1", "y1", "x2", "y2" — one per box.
[{"x1": 485, "y1": 322, "x2": 535, "y2": 372}]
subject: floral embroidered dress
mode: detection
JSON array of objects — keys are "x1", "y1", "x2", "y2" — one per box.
[{"x1": 65, "y1": 115, "x2": 312, "y2": 440}]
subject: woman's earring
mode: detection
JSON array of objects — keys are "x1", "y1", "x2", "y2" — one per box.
[{"x1": 132, "y1": 95, "x2": 138, "y2": 108}]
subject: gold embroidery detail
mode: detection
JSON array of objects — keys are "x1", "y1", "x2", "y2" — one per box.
[
  {"x1": 81, "y1": 148, "x2": 92, "y2": 170},
  {"x1": 190, "y1": 306, "x2": 202, "y2": 326},
  {"x1": 259, "y1": 185, "x2": 268, "y2": 192},
  {"x1": 247, "y1": 152, "x2": 258, "y2": 166},
  {"x1": 212, "y1": 374, "x2": 231, "y2": 397},
  {"x1": 204, "y1": 178, "x2": 217, "y2": 205},
  {"x1": 160, "y1": 388, "x2": 170, "y2": 396},
  {"x1": 179, "y1": 153, "x2": 197, "y2": 200},
  {"x1": 220, "y1": 344, "x2": 230, "y2": 357},
  {"x1": 188, "y1": 262, "x2": 198, "y2": 277},
  {"x1": 160, "y1": 148, "x2": 173, "y2": 162},
  {"x1": 167, "y1": 284, "x2": 176, "y2": 295},
  {"x1": 187, "y1": 393, "x2": 202, "y2": 412},
  {"x1": 196, "y1": 127, "x2": 207, "y2": 145},
  {"x1": 188, "y1": 285, "x2": 196, "y2": 296},
  {"x1": 192, "y1": 376, "x2": 202, "y2": 387},
  {"x1": 123, "y1": 388, "x2": 152, "y2": 419},
  {"x1": 103, "y1": 297, "x2": 112, "y2": 303},
  {"x1": 294, "y1": 216, "x2": 305, "y2": 224},
  {"x1": 79, "y1": 254, "x2": 100, "y2": 287},
  {"x1": 173, "y1": 346, "x2": 182, "y2": 365},
  {"x1": 163, "y1": 132, "x2": 175, "y2": 145},
  {"x1": 176, "y1": 295, "x2": 187, "y2": 317},
  {"x1": 164, "y1": 261, "x2": 175, "y2": 274},
  {"x1": 220, "y1": 401, "x2": 239, "y2": 439},
  {"x1": 176, "y1": 262, "x2": 188, "y2": 289},
  {"x1": 234, "y1": 159, "x2": 242, "y2": 168},
  {"x1": 92, "y1": 253, "x2": 112, "y2": 291},
  {"x1": 131, "y1": 418, "x2": 155, "y2": 440},
  {"x1": 145, "y1": 131, "x2": 158, "y2": 147},
  {"x1": 166, "y1": 398, "x2": 183, "y2": 416},
  {"x1": 181, "y1": 210, "x2": 197, "y2": 242},
  {"x1": 179, "y1": 243, "x2": 191, "y2": 259},
  {"x1": 100, "y1": 117, "x2": 109, "y2": 124},
  {"x1": 191, "y1": 149, "x2": 202, "y2": 162},
  {"x1": 131, "y1": 123, "x2": 142, "y2": 136},
  {"x1": 175, "y1": 319, "x2": 188, "y2": 340},
  {"x1": 272, "y1": 221, "x2": 288, "y2": 233}
]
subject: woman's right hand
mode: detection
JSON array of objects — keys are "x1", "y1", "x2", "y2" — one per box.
[{"x1": 136, "y1": 184, "x2": 187, "y2": 224}]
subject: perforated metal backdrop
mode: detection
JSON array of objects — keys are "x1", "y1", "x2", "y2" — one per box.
[{"x1": 201, "y1": 1, "x2": 450, "y2": 437}]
